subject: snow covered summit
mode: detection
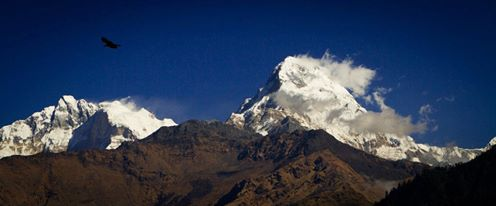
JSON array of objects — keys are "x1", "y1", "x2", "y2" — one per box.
[
  {"x1": 228, "y1": 55, "x2": 490, "y2": 165},
  {"x1": 0, "y1": 95, "x2": 176, "y2": 158}
]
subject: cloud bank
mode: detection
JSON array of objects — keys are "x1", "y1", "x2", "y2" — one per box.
[
  {"x1": 294, "y1": 52, "x2": 376, "y2": 96},
  {"x1": 274, "y1": 53, "x2": 435, "y2": 138},
  {"x1": 347, "y1": 109, "x2": 427, "y2": 137},
  {"x1": 346, "y1": 88, "x2": 427, "y2": 137},
  {"x1": 124, "y1": 96, "x2": 189, "y2": 122}
]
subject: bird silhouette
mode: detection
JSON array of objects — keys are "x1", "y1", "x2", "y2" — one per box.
[{"x1": 101, "y1": 37, "x2": 120, "y2": 49}]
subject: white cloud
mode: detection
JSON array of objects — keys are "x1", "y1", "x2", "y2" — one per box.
[
  {"x1": 432, "y1": 125, "x2": 439, "y2": 132},
  {"x1": 273, "y1": 90, "x2": 331, "y2": 116},
  {"x1": 372, "y1": 87, "x2": 393, "y2": 110},
  {"x1": 436, "y1": 96, "x2": 455, "y2": 102},
  {"x1": 346, "y1": 88, "x2": 427, "y2": 137},
  {"x1": 419, "y1": 104, "x2": 433, "y2": 116},
  {"x1": 363, "y1": 95, "x2": 373, "y2": 105},
  {"x1": 99, "y1": 97, "x2": 141, "y2": 112},
  {"x1": 294, "y1": 52, "x2": 376, "y2": 96},
  {"x1": 419, "y1": 104, "x2": 438, "y2": 132},
  {"x1": 347, "y1": 109, "x2": 427, "y2": 137},
  {"x1": 126, "y1": 96, "x2": 189, "y2": 122},
  {"x1": 274, "y1": 52, "x2": 436, "y2": 137}
]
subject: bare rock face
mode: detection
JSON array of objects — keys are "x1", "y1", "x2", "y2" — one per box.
[
  {"x1": 0, "y1": 121, "x2": 425, "y2": 206},
  {"x1": 0, "y1": 95, "x2": 176, "y2": 159},
  {"x1": 219, "y1": 152, "x2": 379, "y2": 206},
  {"x1": 227, "y1": 56, "x2": 486, "y2": 166}
]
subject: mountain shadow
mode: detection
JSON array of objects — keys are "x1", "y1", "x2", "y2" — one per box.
[{"x1": 377, "y1": 146, "x2": 496, "y2": 206}]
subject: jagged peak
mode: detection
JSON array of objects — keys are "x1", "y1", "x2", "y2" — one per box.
[
  {"x1": 227, "y1": 54, "x2": 486, "y2": 166},
  {"x1": 237, "y1": 55, "x2": 368, "y2": 116},
  {"x1": 272, "y1": 54, "x2": 375, "y2": 97},
  {"x1": 61, "y1": 94, "x2": 77, "y2": 101},
  {"x1": 0, "y1": 95, "x2": 177, "y2": 158},
  {"x1": 99, "y1": 99, "x2": 163, "y2": 121},
  {"x1": 97, "y1": 98, "x2": 176, "y2": 139},
  {"x1": 485, "y1": 136, "x2": 496, "y2": 150},
  {"x1": 57, "y1": 95, "x2": 78, "y2": 107}
]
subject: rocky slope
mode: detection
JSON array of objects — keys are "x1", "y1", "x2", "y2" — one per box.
[
  {"x1": 0, "y1": 121, "x2": 425, "y2": 206},
  {"x1": 227, "y1": 56, "x2": 493, "y2": 165},
  {"x1": 0, "y1": 95, "x2": 175, "y2": 158}
]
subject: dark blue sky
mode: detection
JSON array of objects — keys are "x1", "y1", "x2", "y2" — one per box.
[{"x1": 1, "y1": 0, "x2": 495, "y2": 148}]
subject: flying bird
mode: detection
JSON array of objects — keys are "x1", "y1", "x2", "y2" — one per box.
[{"x1": 101, "y1": 37, "x2": 120, "y2": 49}]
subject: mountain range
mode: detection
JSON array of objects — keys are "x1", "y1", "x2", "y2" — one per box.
[
  {"x1": 0, "y1": 55, "x2": 495, "y2": 205},
  {"x1": 0, "y1": 120, "x2": 425, "y2": 205},
  {"x1": 1, "y1": 56, "x2": 494, "y2": 165},
  {"x1": 227, "y1": 55, "x2": 494, "y2": 165},
  {"x1": 0, "y1": 95, "x2": 175, "y2": 158}
]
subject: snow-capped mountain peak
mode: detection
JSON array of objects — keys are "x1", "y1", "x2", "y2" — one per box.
[
  {"x1": 229, "y1": 55, "x2": 366, "y2": 139},
  {"x1": 0, "y1": 95, "x2": 176, "y2": 158},
  {"x1": 68, "y1": 99, "x2": 176, "y2": 150},
  {"x1": 228, "y1": 55, "x2": 489, "y2": 165},
  {"x1": 485, "y1": 137, "x2": 496, "y2": 150},
  {"x1": 99, "y1": 99, "x2": 175, "y2": 139}
]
